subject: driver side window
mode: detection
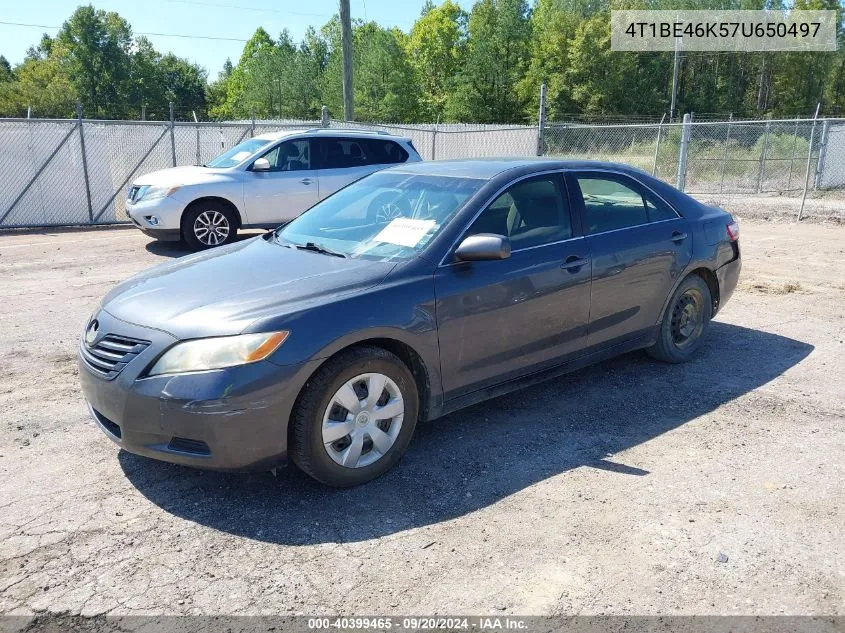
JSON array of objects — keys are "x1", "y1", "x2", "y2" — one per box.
[
  {"x1": 465, "y1": 175, "x2": 572, "y2": 250},
  {"x1": 260, "y1": 140, "x2": 311, "y2": 172}
]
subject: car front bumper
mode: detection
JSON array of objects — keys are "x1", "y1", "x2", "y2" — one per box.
[
  {"x1": 126, "y1": 195, "x2": 185, "y2": 233},
  {"x1": 78, "y1": 310, "x2": 321, "y2": 471}
]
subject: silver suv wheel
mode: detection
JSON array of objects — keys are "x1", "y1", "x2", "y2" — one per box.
[{"x1": 193, "y1": 210, "x2": 230, "y2": 246}]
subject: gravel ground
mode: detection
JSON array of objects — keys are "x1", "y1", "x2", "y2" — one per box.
[{"x1": 0, "y1": 221, "x2": 843, "y2": 619}]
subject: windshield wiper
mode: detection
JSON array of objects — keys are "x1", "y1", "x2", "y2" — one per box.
[{"x1": 295, "y1": 241, "x2": 347, "y2": 258}]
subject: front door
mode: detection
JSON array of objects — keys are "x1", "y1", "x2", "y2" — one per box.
[
  {"x1": 435, "y1": 173, "x2": 592, "y2": 400},
  {"x1": 242, "y1": 139, "x2": 319, "y2": 225},
  {"x1": 565, "y1": 171, "x2": 692, "y2": 347}
]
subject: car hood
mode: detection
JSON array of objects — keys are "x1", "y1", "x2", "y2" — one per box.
[
  {"x1": 133, "y1": 165, "x2": 233, "y2": 187},
  {"x1": 100, "y1": 236, "x2": 397, "y2": 339}
]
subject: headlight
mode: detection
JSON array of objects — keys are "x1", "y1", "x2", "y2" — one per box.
[
  {"x1": 148, "y1": 331, "x2": 289, "y2": 376},
  {"x1": 136, "y1": 185, "x2": 180, "y2": 202}
]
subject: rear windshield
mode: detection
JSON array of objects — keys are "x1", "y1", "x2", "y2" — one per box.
[
  {"x1": 276, "y1": 172, "x2": 485, "y2": 261},
  {"x1": 206, "y1": 138, "x2": 272, "y2": 168}
]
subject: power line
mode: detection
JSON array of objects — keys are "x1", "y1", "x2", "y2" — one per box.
[
  {"x1": 165, "y1": 0, "x2": 331, "y2": 19},
  {"x1": 0, "y1": 19, "x2": 251, "y2": 42}
]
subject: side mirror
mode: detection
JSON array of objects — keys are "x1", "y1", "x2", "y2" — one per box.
[
  {"x1": 454, "y1": 234, "x2": 511, "y2": 262},
  {"x1": 251, "y1": 157, "x2": 271, "y2": 172}
]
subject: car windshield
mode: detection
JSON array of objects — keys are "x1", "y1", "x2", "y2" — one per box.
[
  {"x1": 276, "y1": 172, "x2": 484, "y2": 261},
  {"x1": 205, "y1": 138, "x2": 272, "y2": 168}
]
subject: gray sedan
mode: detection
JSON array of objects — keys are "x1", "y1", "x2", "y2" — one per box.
[{"x1": 78, "y1": 159, "x2": 741, "y2": 487}]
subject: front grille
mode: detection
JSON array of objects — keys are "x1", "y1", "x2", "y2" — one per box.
[
  {"x1": 80, "y1": 334, "x2": 150, "y2": 380},
  {"x1": 128, "y1": 185, "x2": 141, "y2": 202}
]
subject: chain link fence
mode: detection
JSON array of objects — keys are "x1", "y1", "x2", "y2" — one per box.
[
  {"x1": 542, "y1": 117, "x2": 844, "y2": 221},
  {"x1": 1, "y1": 111, "x2": 843, "y2": 228}
]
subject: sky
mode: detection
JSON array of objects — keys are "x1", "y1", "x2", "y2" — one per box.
[{"x1": 0, "y1": 0, "x2": 471, "y2": 77}]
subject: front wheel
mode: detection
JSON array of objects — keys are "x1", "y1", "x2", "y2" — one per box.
[
  {"x1": 181, "y1": 202, "x2": 238, "y2": 250},
  {"x1": 647, "y1": 274, "x2": 713, "y2": 363},
  {"x1": 290, "y1": 346, "x2": 419, "y2": 487}
]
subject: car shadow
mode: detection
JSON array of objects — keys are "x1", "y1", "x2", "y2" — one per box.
[
  {"x1": 119, "y1": 321, "x2": 813, "y2": 545},
  {"x1": 144, "y1": 230, "x2": 269, "y2": 258}
]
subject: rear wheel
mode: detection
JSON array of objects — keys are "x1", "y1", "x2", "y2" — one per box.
[
  {"x1": 647, "y1": 274, "x2": 713, "y2": 363},
  {"x1": 290, "y1": 346, "x2": 419, "y2": 487},
  {"x1": 181, "y1": 201, "x2": 238, "y2": 250}
]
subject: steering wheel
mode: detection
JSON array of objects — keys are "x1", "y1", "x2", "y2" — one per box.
[{"x1": 367, "y1": 192, "x2": 410, "y2": 223}]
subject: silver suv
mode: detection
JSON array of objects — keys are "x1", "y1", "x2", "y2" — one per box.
[{"x1": 125, "y1": 129, "x2": 421, "y2": 250}]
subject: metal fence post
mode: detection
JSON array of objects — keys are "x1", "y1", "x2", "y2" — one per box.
[
  {"x1": 251, "y1": 109, "x2": 256, "y2": 138},
  {"x1": 193, "y1": 110, "x2": 200, "y2": 166},
  {"x1": 432, "y1": 114, "x2": 440, "y2": 161},
  {"x1": 169, "y1": 102, "x2": 176, "y2": 167},
  {"x1": 321, "y1": 105, "x2": 329, "y2": 128},
  {"x1": 651, "y1": 113, "x2": 666, "y2": 176},
  {"x1": 756, "y1": 118, "x2": 771, "y2": 193},
  {"x1": 537, "y1": 83, "x2": 547, "y2": 156},
  {"x1": 786, "y1": 118, "x2": 800, "y2": 191},
  {"x1": 798, "y1": 104, "x2": 821, "y2": 221},
  {"x1": 718, "y1": 113, "x2": 733, "y2": 196},
  {"x1": 676, "y1": 113, "x2": 691, "y2": 191},
  {"x1": 76, "y1": 102, "x2": 94, "y2": 224},
  {"x1": 814, "y1": 119, "x2": 831, "y2": 190}
]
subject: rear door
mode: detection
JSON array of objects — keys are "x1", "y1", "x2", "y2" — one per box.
[
  {"x1": 435, "y1": 173, "x2": 592, "y2": 400},
  {"x1": 566, "y1": 171, "x2": 692, "y2": 347},
  {"x1": 242, "y1": 139, "x2": 318, "y2": 225},
  {"x1": 314, "y1": 137, "x2": 411, "y2": 200}
]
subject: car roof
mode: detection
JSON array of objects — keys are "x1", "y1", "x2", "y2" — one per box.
[
  {"x1": 386, "y1": 157, "x2": 653, "y2": 180},
  {"x1": 253, "y1": 128, "x2": 411, "y2": 142}
]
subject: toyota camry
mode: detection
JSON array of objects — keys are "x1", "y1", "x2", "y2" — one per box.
[{"x1": 78, "y1": 159, "x2": 741, "y2": 487}]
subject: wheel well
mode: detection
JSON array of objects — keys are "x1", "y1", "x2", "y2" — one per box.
[
  {"x1": 690, "y1": 267, "x2": 720, "y2": 313},
  {"x1": 183, "y1": 197, "x2": 242, "y2": 229},
  {"x1": 287, "y1": 338, "x2": 433, "y2": 447}
]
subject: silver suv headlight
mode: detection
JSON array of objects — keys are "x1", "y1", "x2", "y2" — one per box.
[{"x1": 136, "y1": 185, "x2": 180, "y2": 203}]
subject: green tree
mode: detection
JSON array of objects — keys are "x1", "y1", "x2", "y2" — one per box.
[
  {"x1": 0, "y1": 47, "x2": 76, "y2": 117},
  {"x1": 445, "y1": 0, "x2": 532, "y2": 123},
  {"x1": 406, "y1": 0, "x2": 467, "y2": 120},
  {"x1": 56, "y1": 5, "x2": 134, "y2": 117},
  {"x1": 355, "y1": 24, "x2": 421, "y2": 121},
  {"x1": 0, "y1": 56, "x2": 13, "y2": 82}
]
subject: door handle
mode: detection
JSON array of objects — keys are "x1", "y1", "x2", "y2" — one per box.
[
  {"x1": 300, "y1": 178, "x2": 314, "y2": 185},
  {"x1": 672, "y1": 231, "x2": 688, "y2": 243},
  {"x1": 562, "y1": 255, "x2": 589, "y2": 271}
]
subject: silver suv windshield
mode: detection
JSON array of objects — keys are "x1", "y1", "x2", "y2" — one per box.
[
  {"x1": 206, "y1": 138, "x2": 272, "y2": 168},
  {"x1": 277, "y1": 172, "x2": 484, "y2": 261}
]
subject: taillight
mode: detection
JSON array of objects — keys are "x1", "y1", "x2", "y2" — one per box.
[{"x1": 726, "y1": 221, "x2": 739, "y2": 242}]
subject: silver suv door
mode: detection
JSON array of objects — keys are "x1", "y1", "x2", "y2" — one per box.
[{"x1": 242, "y1": 139, "x2": 319, "y2": 225}]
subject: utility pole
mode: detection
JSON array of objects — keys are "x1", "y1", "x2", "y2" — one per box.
[
  {"x1": 339, "y1": 0, "x2": 354, "y2": 121},
  {"x1": 670, "y1": 33, "x2": 681, "y2": 122}
]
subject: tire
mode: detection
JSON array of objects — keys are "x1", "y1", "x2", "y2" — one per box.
[
  {"x1": 181, "y1": 201, "x2": 238, "y2": 250},
  {"x1": 647, "y1": 274, "x2": 713, "y2": 364},
  {"x1": 290, "y1": 346, "x2": 419, "y2": 487}
]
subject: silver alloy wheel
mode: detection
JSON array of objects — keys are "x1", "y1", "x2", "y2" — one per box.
[
  {"x1": 193, "y1": 210, "x2": 230, "y2": 246},
  {"x1": 321, "y1": 372, "x2": 404, "y2": 469}
]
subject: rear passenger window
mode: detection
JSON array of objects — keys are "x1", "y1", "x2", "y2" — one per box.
[
  {"x1": 360, "y1": 139, "x2": 409, "y2": 165},
  {"x1": 466, "y1": 176, "x2": 571, "y2": 250},
  {"x1": 575, "y1": 175, "x2": 678, "y2": 234},
  {"x1": 315, "y1": 137, "x2": 408, "y2": 169},
  {"x1": 644, "y1": 195, "x2": 678, "y2": 222},
  {"x1": 577, "y1": 177, "x2": 648, "y2": 234}
]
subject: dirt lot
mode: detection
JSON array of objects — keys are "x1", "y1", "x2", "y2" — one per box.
[{"x1": 0, "y1": 220, "x2": 843, "y2": 619}]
